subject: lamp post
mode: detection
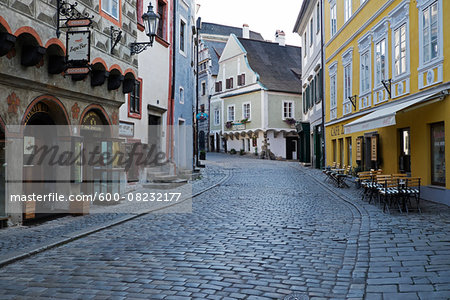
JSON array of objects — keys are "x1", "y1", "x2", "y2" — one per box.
[{"x1": 130, "y1": 3, "x2": 160, "y2": 55}]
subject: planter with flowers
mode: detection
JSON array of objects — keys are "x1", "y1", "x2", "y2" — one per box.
[
  {"x1": 225, "y1": 121, "x2": 233, "y2": 129},
  {"x1": 283, "y1": 118, "x2": 297, "y2": 128}
]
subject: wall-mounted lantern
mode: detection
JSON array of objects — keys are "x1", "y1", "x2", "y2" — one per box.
[{"x1": 130, "y1": 3, "x2": 160, "y2": 55}]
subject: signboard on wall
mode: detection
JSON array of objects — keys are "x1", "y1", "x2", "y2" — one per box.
[
  {"x1": 67, "y1": 31, "x2": 90, "y2": 63},
  {"x1": 371, "y1": 135, "x2": 378, "y2": 161},
  {"x1": 119, "y1": 122, "x2": 134, "y2": 137},
  {"x1": 356, "y1": 137, "x2": 362, "y2": 161}
]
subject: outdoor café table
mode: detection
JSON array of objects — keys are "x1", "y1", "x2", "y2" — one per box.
[{"x1": 334, "y1": 169, "x2": 349, "y2": 188}]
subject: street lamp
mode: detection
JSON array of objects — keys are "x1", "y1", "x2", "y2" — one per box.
[{"x1": 130, "y1": 3, "x2": 160, "y2": 55}]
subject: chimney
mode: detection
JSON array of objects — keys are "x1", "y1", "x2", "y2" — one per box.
[
  {"x1": 275, "y1": 30, "x2": 286, "y2": 46},
  {"x1": 242, "y1": 24, "x2": 250, "y2": 39}
]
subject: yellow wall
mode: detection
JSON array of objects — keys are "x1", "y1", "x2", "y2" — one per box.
[{"x1": 324, "y1": 0, "x2": 450, "y2": 190}]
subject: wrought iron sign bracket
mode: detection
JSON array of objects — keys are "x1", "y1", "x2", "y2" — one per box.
[
  {"x1": 110, "y1": 26, "x2": 122, "y2": 54},
  {"x1": 381, "y1": 79, "x2": 392, "y2": 99},
  {"x1": 130, "y1": 41, "x2": 153, "y2": 55},
  {"x1": 56, "y1": 0, "x2": 94, "y2": 38},
  {"x1": 348, "y1": 95, "x2": 358, "y2": 109}
]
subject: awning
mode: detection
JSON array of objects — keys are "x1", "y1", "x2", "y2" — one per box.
[{"x1": 344, "y1": 93, "x2": 441, "y2": 134}]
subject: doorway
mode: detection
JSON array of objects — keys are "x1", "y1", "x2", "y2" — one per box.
[
  {"x1": 399, "y1": 128, "x2": 411, "y2": 174},
  {"x1": 148, "y1": 114, "x2": 161, "y2": 152},
  {"x1": 286, "y1": 137, "x2": 298, "y2": 160}
]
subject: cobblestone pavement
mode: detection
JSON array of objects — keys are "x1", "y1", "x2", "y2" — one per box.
[
  {"x1": 0, "y1": 162, "x2": 227, "y2": 262},
  {"x1": 0, "y1": 153, "x2": 449, "y2": 300}
]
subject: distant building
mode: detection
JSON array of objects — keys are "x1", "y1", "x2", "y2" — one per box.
[
  {"x1": 0, "y1": 0, "x2": 138, "y2": 225},
  {"x1": 198, "y1": 23, "x2": 264, "y2": 152},
  {"x1": 293, "y1": 0, "x2": 325, "y2": 169},
  {"x1": 210, "y1": 33, "x2": 302, "y2": 159},
  {"x1": 323, "y1": 0, "x2": 449, "y2": 204}
]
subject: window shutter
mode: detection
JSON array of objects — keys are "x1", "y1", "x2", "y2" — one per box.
[
  {"x1": 241, "y1": 74, "x2": 245, "y2": 85},
  {"x1": 318, "y1": 69, "x2": 323, "y2": 102},
  {"x1": 230, "y1": 78, "x2": 233, "y2": 89},
  {"x1": 137, "y1": 0, "x2": 143, "y2": 26}
]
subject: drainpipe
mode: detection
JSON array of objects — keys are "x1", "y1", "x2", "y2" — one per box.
[
  {"x1": 320, "y1": 0, "x2": 326, "y2": 168},
  {"x1": 171, "y1": 0, "x2": 176, "y2": 166},
  {"x1": 195, "y1": 18, "x2": 201, "y2": 167}
]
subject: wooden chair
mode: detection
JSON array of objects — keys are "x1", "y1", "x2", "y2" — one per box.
[
  {"x1": 378, "y1": 178, "x2": 401, "y2": 213},
  {"x1": 402, "y1": 177, "x2": 421, "y2": 213}
]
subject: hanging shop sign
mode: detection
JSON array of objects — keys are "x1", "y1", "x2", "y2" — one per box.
[
  {"x1": 67, "y1": 31, "x2": 90, "y2": 63},
  {"x1": 196, "y1": 112, "x2": 208, "y2": 121},
  {"x1": 65, "y1": 67, "x2": 90, "y2": 75},
  {"x1": 356, "y1": 137, "x2": 363, "y2": 161},
  {"x1": 371, "y1": 135, "x2": 378, "y2": 162},
  {"x1": 66, "y1": 19, "x2": 92, "y2": 28},
  {"x1": 56, "y1": 0, "x2": 94, "y2": 37}
]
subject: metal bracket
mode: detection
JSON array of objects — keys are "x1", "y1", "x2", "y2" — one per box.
[
  {"x1": 348, "y1": 95, "x2": 358, "y2": 109},
  {"x1": 129, "y1": 41, "x2": 153, "y2": 55},
  {"x1": 110, "y1": 26, "x2": 122, "y2": 54},
  {"x1": 56, "y1": 0, "x2": 93, "y2": 38},
  {"x1": 381, "y1": 79, "x2": 392, "y2": 98}
]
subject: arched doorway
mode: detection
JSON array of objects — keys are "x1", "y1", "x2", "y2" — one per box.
[
  {"x1": 79, "y1": 107, "x2": 116, "y2": 198},
  {"x1": 22, "y1": 97, "x2": 70, "y2": 221}
]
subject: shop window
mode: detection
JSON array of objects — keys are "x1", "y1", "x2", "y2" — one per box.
[
  {"x1": 339, "y1": 138, "x2": 344, "y2": 166},
  {"x1": 346, "y1": 137, "x2": 352, "y2": 167},
  {"x1": 431, "y1": 122, "x2": 445, "y2": 186},
  {"x1": 332, "y1": 139, "x2": 337, "y2": 163}
]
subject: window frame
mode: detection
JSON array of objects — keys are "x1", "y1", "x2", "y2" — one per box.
[
  {"x1": 179, "y1": 17, "x2": 187, "y2": 55},
  {"x1": 179, "y1": 86, "x2": 184, "y2": 104},
  {"x1": 128, "y1": 78, "x2": 143, "y2": 119},
  {"x1": 310, "y1": 18, "x2": 314, "y2": 46},
  {"x1": 242, "y1": 102, "x2": 251, "y2": 121},
  {"x1": 227, "y1": 105, "x2": 235, "y2": 122},
  {"x1": 100, "y1": 0, "x2": 122, "y2": 27},
  {"x1": 328, "y1": 61, "x2": 338, "y2": 120},
  {"x1": 214, "y1": 109, "x2": 220, "y2": 126},
  {"x1": 282, "y1": 101, "x2": 294, "y2": 120},
  {"x1": 330, "y1": 3, "x2": 337, "y2": 37},
  {"x1": 359, "y1": 50, "x2": 371, "y2": 95},
  {"x1": 156, "y1": 0, "x2": 167, "y2": 39},
  {"x1": 201, "y1": 81, "x2": 206, "y2": 96},
  {"x1": 344, "y1": 0, "x2": 352, "y2": 23},
  {"x1": 374, "y1": 38, "x2": 387, "y2": 87},
  {"x1": 389, "y1": 2, "x2": 410, "y2": 82},
  {"x1": 316, "y1": 2, "x2": 320, "y2": 34},
  {"x1": 418, "y1": 0, "x2": 443, "y2": 69}
]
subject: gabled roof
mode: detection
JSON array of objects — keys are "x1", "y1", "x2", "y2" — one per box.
[
  {"x1": 293, "y1": 0, "x2": 312, "y2": 32},
  {"x1": 201, "y1": 22, "x2": 264, "y2": 41},
  {"x1": 237, "y1": 38, "x2": 302, "y2": 94},
  {"x1": 202, "y1": 40, "x2": 226, "y2": 76}
]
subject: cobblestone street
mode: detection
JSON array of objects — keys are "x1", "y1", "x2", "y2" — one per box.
[{"x1": 0, "y1": 153, "x2": 449, "y2": 299}]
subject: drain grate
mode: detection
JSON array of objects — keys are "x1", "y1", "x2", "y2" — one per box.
[{"x1": 284, "y1": 293, "x2": 309, "y2": 300}]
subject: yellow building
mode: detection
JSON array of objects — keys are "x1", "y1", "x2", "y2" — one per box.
[{"x1": 324, "y1": 0, "x2": 449, "y2": 204}]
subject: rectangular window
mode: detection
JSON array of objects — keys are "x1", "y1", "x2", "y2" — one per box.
[
  {"x1": 237, "y1": 74, "x2": 246, "y2": 86},
  {"x1": 330, "y1": 4, "x2": 337, "y2": 36},
  {"x1": 344, "y1": 64, "x2": 351, "y2": 100},
  {"x1": 330, "y1": 75, "x2": 337, "y2": 108},
  {"x1": 423, "y1": 1, "x2": 439, "y2": 63},
  {"x1": 431, "y1": 122, "x2": 445, "y2": 186},
  {"x1": 214, "y1": 110, "x2": 220, "y2": 126},
  {"x1": 344, "y1": 0, "x2": 352, "y2": 22},
  {"x1": 201, "y1": 82, "x2": 206, "y2": 96},
  {"x1": 243, "y1": 103, "x2": 251, "y2": 120},
  {"x1": 215, "y1": 81, "x2": 222, "y2": 92},
  {"x1": 227, "y1": 106, "x2": 235, "y2": 122},
  {"x1": 226, "y1": 77, "x2": 233, "y2": 89},
  {"x1": 316, "y1": 3, "x2": 320, "y2": 33},
  {"x1": 129, "y1": 79, "x2": 141, "y2": 115},
  {"x1": 179, "y1": 87, "x2": 184, "y2": 104},
  {"x1": 200, "y1": 104, "x2": 205, "y2": 112},
  {"x1": 360, "y1": 51, "x2": 370, "y2": 93},
  {"x1": 283, "y1": 101, "x2": 293, "y2": 119},
  {"x1": 102, "y1": 0, "x2": 119, "y2": 19},
  {"x1": 157, "y1": 1, "x2": 166, "y2": 38},
  {"x1": 180, "y1": 19, "x2": 186, "y2": 52},
  {"x1": 375, "y1": 39, "x2": 386, "y2": 85},
  {"x1": 303, "y1": 32, "x2": 307, "y2": 57},
  {"x1": 310, "y1": 18, "x2": 314, "y2": 46},
  {"x1": 394, "y1": 24, "x2": 407, "y2": 76}
]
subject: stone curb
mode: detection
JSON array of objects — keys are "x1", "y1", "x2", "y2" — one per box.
[{"x1": 0, "y1": 167, "x2": 232, "y2": 268}]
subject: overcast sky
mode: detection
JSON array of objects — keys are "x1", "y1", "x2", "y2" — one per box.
[{"x1": 196, "y1": 0, "x2": 303, "y2": 46}]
